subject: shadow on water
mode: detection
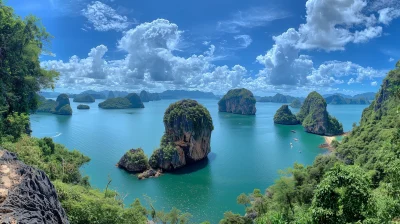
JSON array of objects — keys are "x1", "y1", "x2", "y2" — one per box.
[{"x1": 169, "y1": 156, "x2": 212, "y2": 175}]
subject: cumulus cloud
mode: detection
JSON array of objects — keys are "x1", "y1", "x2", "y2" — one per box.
[
  {"x1": 389, "y1": 57, "x2": 395, "y2": 62},
  {"x1": 378, "y1": 7, "x2": 400, "y2": 24},
  {"x1": 42, "y1": 19, "x2": 250, "y2": 93},
  {"x1": 82, "y1": 1, "x2": 130, "y2": 31},
  {"x1": 256, "y1": 0, "x2": 392, "y2": 86},
  {"x1": 371, "y1": 81, "x2": 378, "y2": 86},
  {"x1": 217, "y1": 7, "x2": 289, "y2": 33},
  {"x1": 234, "y1": 35, "x2": 252, "y2": 48}
]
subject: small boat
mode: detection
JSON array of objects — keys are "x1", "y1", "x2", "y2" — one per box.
[
  {"x1": 294, "y1": 138, "x2": 298, "y2": 141},
  {"x1": 291, "y1": 130, "x2": 296, "y2": 133}
]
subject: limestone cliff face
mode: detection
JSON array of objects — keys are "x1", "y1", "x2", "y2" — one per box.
[
  {"x1": 149, "y1": 100, "x2": 213, "y2": 171},
  {"x1": 297, "y1": 91, "x2": 343, "y2": 136},
  {"x1": 0, "y1": 150, "x2": 69, "y2": 224},
  {"x1": 218, "y1": 88, "x2": 256, "y2": 115}
]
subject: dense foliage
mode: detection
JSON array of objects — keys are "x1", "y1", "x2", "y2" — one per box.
[
  {"x1": 99, "y1": 93, "x2": 144, "y2": 109},
  {"x1": 290, "y1": 99, "x2": 302, "y2": 108},
  {"x1": 297, "y1": 91, "x2": 343, "y2": 136},
  {"x1": 0, "y1": 1, "x2": 59, "y2": 138},
  {"x1": 77, "y1": 104, "x2": 90, "y2": 110},
  {"x1": 126, "y1": 93, "x2": 145, "y2": 108},
  {"x1": 164, "y1": 99, "x2": 214, "y2": 135},
  {"x1": 98, "y1": 97, "x2": 132, "y2": 109},
  {"x1": 219, "y1": 88, "x2": 256, "y2": 109},
  {"x1": 73, "y1": 94, "x2": 95, "y2": 103},
  {"x1": 273, "y1": 105, "x2": 299, "y2": 125},
  {"x1": 230, "y1": 61, "x2": 400, "y2": 224}
]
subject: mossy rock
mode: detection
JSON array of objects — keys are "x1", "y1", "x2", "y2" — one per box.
[
  {"x1": 117, "y1": 148, "x2": 149, "y2": 173},
  {"x1": 274, "y1": 105, "x2": 299, "y2": 125}
]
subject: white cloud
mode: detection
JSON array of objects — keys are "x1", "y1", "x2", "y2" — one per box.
[
  {"x1": 234, "y1": 35, "x2": 252, "y2": 48},
  {"x1": 389, "y1": 57, "x2": 395, "y2": 62},
  {"x1": 82, "y1": 1, "x2": 130, "y2": 32},
  {"x1": 378, "y1": 7, "x2": 400, "y2": 24},
  {"x1": 371, "y1": 81, "x2": 378, "y2": 86},
  {"x1": 217, "y1": 7, "x2": 289, "y2": 33}
]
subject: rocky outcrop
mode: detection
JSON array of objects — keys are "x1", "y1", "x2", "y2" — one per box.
[
  {"x1": 73, "y1": 94, "x2": 95, "y2": 103},
  {"x1": 139, "y1": 90, "x2": 161, "y2": 102},
  {"x1": 36, "y1": 94, "x2": 72, "y2": 115},
  {"x1": 218, "y1": 88, "x2": 256, "y2": 115},
  {"x1": 77, "y1": 104, "x2": 90, "y2": 110},
  {"x1": 274, "y1": 105, "x2": 299, "y2": 125},
  {"x1": 99, "y1": 93, "x2": 145, "y2": 109},
  {"x1": 297, "y1": 91, "x2": 343, "y2": 136},
  {"x1": 0, "y1": 150, "x2": 69, "y2": 224},
  {"x1": 117, "y1": 148, "x2": 149, "y2": 173},
  {"x1": 148, "y1": 99, "x2": 213, "y2": 171},
  {"x1": 137, "y1": 169, "x2": 162, "y2": 180}
]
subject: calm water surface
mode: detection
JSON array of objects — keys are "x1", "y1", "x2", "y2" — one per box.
[{"x1": 30, "y1": 99, "x2": 367, "y2": 223}]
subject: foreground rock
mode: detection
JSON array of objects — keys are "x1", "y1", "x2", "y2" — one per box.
[
  {"x1": 274, "y1": 105, "x2": 299, "y2": 125},
  {"x1": 297, "y1": 91, "x2": 343, "y2": 136},
  {"x1": 218, "y1": 88, "x2": 256, "y2": 115},
  {"x1": 137, "y1": 169, "x2": 162, "y2": 180},
  {"x1": 99, "y1": 93, "x2": 144, "y2": 109},
  {"x1": 148, "y1": 99, "x2": 213, "y2": 171},
  {"x1": 36, "y1": 94, "x2": 72, "y2": 115},
  {"x1": 117, "y1": 148, "x2": 149, "y2": 173},
  {"x1": 0, "y1": 150, "x2": 69, "y2": 224}
]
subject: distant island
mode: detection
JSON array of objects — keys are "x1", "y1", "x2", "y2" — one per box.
[
  {"x1": 73, "y1": 94, "x2": 95, "y2": 103},
  {"x1": 139, "y1": 90, "x2": 161, "y2": 102},
  {"x1": 159, "y1": 90, "x2": 215, "y2": 99},
  {"x1": 218, "y1": 88, "x2": 256, "y2": 115},
  {"x1": 37, "y1": 94, "x2": 73, "y2": 115},
  {"x1": 324, "y1": 94, "x2": 369, "y2": 104},
  {"x1": 77, "y1": 105, "x2": 90, "y2": 110},
  {"x1": 273, "y1": 105, "x2": 299, "y2": 125},
  {"x1": 297, "y1": 91, "x2": 343, "y2": 136},
  {"x1": 98, "y1": 93, "x2": 144, "y2": 109},
  {"x1": 258, "y1": 93, "x2": 301, "y2": 103},
  {"x1": 290, "y1": 99, "x2": 302, "y2": 108}
]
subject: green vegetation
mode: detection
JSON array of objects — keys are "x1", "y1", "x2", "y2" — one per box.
[
  {"x1": 274, "y1": 105, "x2": 299, "y2": 125},
  {"x1": 36, "y1": 94, "x2": 73, "y2": 115},
  {"x1": 297, "y1": 91, "x2": 343, "y2": 136},
  {"x1": 37, "y1": 98, "x2": 57, "y2": 113},
  {"x1": 98, "y1": 97, "x2": 132, "y2": 109},
  {"x1": 77, "y1": 104, "x2": 90, "y2": 110},
  {"x1": 99, "y1": 93, "x2": 144, "y2": 109},
  {"x1": 73, "y1": 94, "x2": 95, "y2": 103},
  {"x1": 164, "y1": 99, "x2": 214, "y2": 135},
  {"x1": 0, "y1": 1, "x2": 59, "y2": 139},
  {"x1": 230, "y1": 61, "x2": 400, "y2": 223},
  {"x1": 118, "y1": 148, "x2": 149, "y2": 172},
  {"x1": 218, "y1": 88, "x2": 256, "y2": 115},
  {"x1": 290, "y1": 99, "x2": 302, "y2": 108}
]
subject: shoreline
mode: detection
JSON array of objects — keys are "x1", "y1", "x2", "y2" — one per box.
[{"x1": 320, "y1": 132, "x2": 349, "y2": 151}]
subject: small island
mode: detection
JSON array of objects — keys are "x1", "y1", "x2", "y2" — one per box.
[
  {"x1": 99, "y1": 93, "x2": 144, "y2": 109},
  {"x1": 77, "y1": 104, "x2": 90, "y2": 110},
  {"x1": 117, "y1": 148, "x2": 149, "y2": 173},
  {"x1": 218, "y1": 88, "x2": 256, "y2": 115},
  {"x1": 73, "y1": 94, "x2": 95, "y2": 103},
  {"x1": 297, "y1": 91, "x2": 343, "y2": 136},
  {"x1": 36, "y1": 94, "x2": 73, "y2": 115},
  {"x1": 290, "y1": 99, "x2": 302, "y2": 108},
  {"x1": 129, "y1": 99, "x2": 213, "y2": 179},
  {"x1": 273, "y1": 105, "x2": 299, "y2": 125}
]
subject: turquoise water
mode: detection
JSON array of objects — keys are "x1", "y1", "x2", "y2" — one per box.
[{"x1": 30, "y1": 100, "x2": 367, "y2": 223}]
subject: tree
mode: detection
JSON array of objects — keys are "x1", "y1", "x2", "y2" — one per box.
[
  {"x1": 237, "y1": 193, "x2": 251, "y2": 208},
  {"x1": 0, "y1": 1, "x2": 59, "y2": 138}
]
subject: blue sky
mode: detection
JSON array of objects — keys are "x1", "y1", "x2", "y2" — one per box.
[{"x1": 7, "y1": 0, "x2": 400, "y2": 96}]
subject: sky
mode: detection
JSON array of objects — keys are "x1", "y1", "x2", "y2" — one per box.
[{"x1": 6, "y1": 0, "x2": 400, "y2": 96}]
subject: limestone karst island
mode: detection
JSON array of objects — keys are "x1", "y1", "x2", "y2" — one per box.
[{"x1": 1, "y1": 1, "x2": 400, "y2": 224}]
